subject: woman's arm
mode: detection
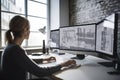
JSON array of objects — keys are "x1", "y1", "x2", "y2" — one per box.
[
  {"x1": 12, "y1": 46, "x2": 61, "y2": 77},
  {"x1": 32, "y1": 56, "x2": 56, "y2": 64},
  {"x1": 32, "y1": 59, "x2": 43, "y2": 64},
  {"x1": 12, "y1": 46, "x2": 76, "y2": 77},
  {"x1": 42, "y1": 56, "x2": 56, "y2": 63}
]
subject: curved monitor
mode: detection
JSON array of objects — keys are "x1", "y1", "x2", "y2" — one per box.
[
  {"x1": 60, "y1": 24, "x2": 96, "y2": 51},
  {"x1": 96, "y1": 14, "x2": 115, "y2": 56},
  {"x1": 59, "y1": 13, "x2": 119, "y2": 60}
]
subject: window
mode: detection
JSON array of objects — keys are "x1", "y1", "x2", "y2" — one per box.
[{"x1": 1, "y1": 0, "x2": 48, "y2": 48}]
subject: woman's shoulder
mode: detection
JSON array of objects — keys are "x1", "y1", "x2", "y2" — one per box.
[
  {"x1": 7, "y1": 44, "x2": 20, "y2": 48},
  {"x1": 5, "y1": 44, "x2": 24, "y2": 52}
]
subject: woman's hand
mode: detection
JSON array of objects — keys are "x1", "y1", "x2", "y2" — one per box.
[
  {"x1": 47, "y1": 56, "x2": 56, "y2": 62},
  {"x1": 60, "y1": 60, "x2": 76, "y2": 67},
  {"x1": 43, "y1": 56, "x2": 56, "y2": 63}
]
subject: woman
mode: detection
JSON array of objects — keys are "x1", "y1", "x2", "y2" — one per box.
[{"x1": 1, "y1": 15, "x2": 76, "y2": 80}]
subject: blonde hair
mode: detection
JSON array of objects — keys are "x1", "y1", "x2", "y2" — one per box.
[{"x1": 5, "y1": 15, "x2": 29, "y2": 44}]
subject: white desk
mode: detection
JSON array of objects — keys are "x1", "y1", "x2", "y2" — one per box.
[{"x1": 29, "y1": 53, "x2": 120, "y2": 80}]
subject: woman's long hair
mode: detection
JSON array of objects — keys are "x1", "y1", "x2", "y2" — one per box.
[{"x1": 5, "y1": 15, "x2": 29, "y2": 44}]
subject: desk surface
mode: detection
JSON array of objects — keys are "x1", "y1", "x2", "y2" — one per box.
[{"x1": 29, "y1": 53, "x2": 120, "y2": 80}]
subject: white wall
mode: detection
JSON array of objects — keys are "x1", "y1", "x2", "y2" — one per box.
[
  {"x1": 50, "y1": 0, "x2": 69, "y2": 30},
  {"x1": 50, "y1": 0, "x2": 60, "y2": 30}
]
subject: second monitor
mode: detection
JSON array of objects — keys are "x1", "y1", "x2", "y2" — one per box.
[{"x1": 60, "y1": 24, "x2": 96, "y2": 51}]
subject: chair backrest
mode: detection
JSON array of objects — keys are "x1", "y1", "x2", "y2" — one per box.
[
  {"x1": 0, "y1": 70, "x2": 3, "y2": 79},
  {"x1": 0, "y1": 70, "x2": 5, "y2": 80}
]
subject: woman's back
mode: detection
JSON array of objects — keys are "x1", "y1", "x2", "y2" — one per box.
[{"x1": 1, "y1": 44, "x2": 27, "y2": 80}]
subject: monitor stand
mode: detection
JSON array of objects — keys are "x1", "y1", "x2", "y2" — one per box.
[
  {"x1": 98, "y1": 61, "x2": 120, "y2": 75},
  {"x1": 71, "y1": 54, "x2": 85, "y2": 60},
  {"x1": 108, "y1": 62, "x2": 120, "y2": 75}
]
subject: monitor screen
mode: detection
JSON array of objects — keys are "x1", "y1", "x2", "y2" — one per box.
[
  {"x1": 96, "y1": 14, "x2": 115, "y2": 55},
  {"x1": 60, "y1": 24, "x2": 96, "y2": 51},
  {"x1": 50, "y1": 29, "x2": 59, "y2": 49}
]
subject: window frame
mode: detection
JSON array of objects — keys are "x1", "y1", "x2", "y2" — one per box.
[{"x1": 0, "y1": 0, "x2": 50, "y2": 49}]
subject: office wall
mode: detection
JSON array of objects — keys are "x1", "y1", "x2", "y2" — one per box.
[
  {"x1": 60, "y1": 0, "x2": 69, "y2": 27},
  {"x1": 69, "y1": 0, "x2": 120, "y2": 25},
  {"x1": 50, "y1": 0, "x2": 60, "y2": 30},
  {"x1": 50, "y1": 0, "x2": 69, "y2": 30},
  {"x1": 117, "y1": 12, "x2": 120, "y2": 60}
]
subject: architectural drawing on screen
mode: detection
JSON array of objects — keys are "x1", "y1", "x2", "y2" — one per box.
[
  {"x1": 96, "y1": 22, "x2": 114, "y2": 54},
  {"x1": 60, "y1": 24, "x2": 96, "y2": 51},
  {"x1": 50, "y1": 30, "x2": 59, "y2": 48}
]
